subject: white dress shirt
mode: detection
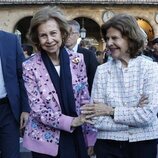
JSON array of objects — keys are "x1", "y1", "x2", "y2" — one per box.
[
  {"x1": 0, "y1": 58, "x2": 7, "y2": 98},
  {"x1": 72, "y1": 43, "x2": 78, "y2": 53},
  {"x1": 65, "y1": 43, "x2": 78, "y2": 54},
  {"x1": 92, "y1": 56, "x2": 158, "y2": 142}
]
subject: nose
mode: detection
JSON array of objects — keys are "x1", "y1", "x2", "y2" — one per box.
[
  {"x1": 106, "y1": 38, "x2": 113, "y2": 47},
  {"x1": 47, "y1": 35, "x2": 53, "y2": 43}
]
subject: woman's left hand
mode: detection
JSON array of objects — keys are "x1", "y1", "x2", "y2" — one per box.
[
  {"x1": 80, "y1": 102, "x2": 114, "y2": 119},
  {"x1": 138, "y1": 95, "x2": 149, "y2": 107},
  {"x1": 87, "y1": 146, "x2": 94, "y2": 156}
]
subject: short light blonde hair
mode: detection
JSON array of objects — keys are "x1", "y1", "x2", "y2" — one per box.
[{"x1": 28, "y1": 6, "x2": 70, "y2": 49}]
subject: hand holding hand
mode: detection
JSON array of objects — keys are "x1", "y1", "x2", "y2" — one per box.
[
  {"x1": 71, "y1": 115, "x2": 94, "y2": 127},
  {"x1": 81, "y1": 102, "x2": 114, "y2": 119}
]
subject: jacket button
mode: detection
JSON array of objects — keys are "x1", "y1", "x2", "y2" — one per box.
[{"x1": 129, "y1": 132, "x2": 133, "y2": 135}]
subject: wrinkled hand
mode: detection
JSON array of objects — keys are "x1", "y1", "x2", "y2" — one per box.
[
  {"x1": 81, "y1": 102, "x2": 114, "y2": 119},
  {"x1": 71, "y1": 115, "x2": 93, "y2": 127},
  {"x1": 139, "y1": 95, "x2": 148, "y2": 107},
  {"x1": 20, "y1": 112, "x2": 29, "y2": 129},
  {"x1": 87, "y1": 146, "x2": 94, "y2": 157}
]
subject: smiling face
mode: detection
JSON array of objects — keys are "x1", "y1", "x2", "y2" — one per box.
[
  {"x1": 37, "y1": 19, "x2": 62, "y2": 56},
  {"x1": 105, "y1": 27, "x2": 130, "y2": 61}
]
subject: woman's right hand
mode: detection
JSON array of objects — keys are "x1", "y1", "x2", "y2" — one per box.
[{"x1": 71, "y1": 115, "x2": 94, "y2": 127}]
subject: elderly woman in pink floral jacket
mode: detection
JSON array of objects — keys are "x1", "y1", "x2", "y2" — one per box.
[{"x1": 22, "y1": 6, "x2": 96, "y2": 158}]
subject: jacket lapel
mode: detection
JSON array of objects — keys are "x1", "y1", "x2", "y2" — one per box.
[{"x1": 37, "y1": 54, "x2": 60, "y2": 106}]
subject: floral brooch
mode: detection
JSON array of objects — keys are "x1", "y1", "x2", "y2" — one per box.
[{"x1": 72, "y1": 57, "x2": 80, "y2": 64}]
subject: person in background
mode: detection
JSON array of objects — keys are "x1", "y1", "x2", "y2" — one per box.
[
  {"x1": 95, "y1": 50, "x2": 104, "y2": 64},
  {"x1": 22, "y1": 44, "x2": 34, "y2": 58},
  {"x1": 65, "y1": 20, "x2": 98, "y2": 94},
  {"x1": 152, "y1": 37, "x2": 158, "y2": 62},
  {"x1": 81, "y1": 14, "x2": 158, "y2": 158},
  {"x1": 79, "y1": 39, "x2": 91, "y2": 49},
  {"x1": 89, "y1": 45, "x2": 97, "y2": 55},
  {"x1": 140, "y1": 28, "x2": 154, "y2": 61},
  {"x1": 0, "y1": 31, "x2": 30, "y2": 158},
  {"x1": 102, "y1": 48, "x2": 112, "y2": 63},
  {"x1": 22, "y1": 6, "x2": 96, "y2": 158},
  {"x1": 141, "y1": 32, "x2": 158, "y2": 62}
]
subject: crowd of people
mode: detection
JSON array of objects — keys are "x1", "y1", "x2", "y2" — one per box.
[{"x1": 0, "y1": 4, "x2": 158, "y2": 158}]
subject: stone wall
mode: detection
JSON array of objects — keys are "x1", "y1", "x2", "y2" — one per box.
[{"x1": 0, "y1": 4, "x2": 157, "y2": 50}]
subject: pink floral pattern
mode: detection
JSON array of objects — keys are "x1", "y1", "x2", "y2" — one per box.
[{"x1": 22, "y1": 51, "x2": 96, "y2": 156}]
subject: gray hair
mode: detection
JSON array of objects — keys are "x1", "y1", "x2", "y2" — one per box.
[{"x1": 68, "y1": 20, "x2": 80, "y2": 33}]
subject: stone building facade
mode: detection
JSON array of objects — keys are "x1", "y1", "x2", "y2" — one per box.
[{"x1": 0, "y1": 0, "x2": 158, "y2": 50}]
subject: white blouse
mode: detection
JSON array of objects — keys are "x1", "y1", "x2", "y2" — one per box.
[{"x1": 55, "y1": 65, "x2": 60, "y2": 76}]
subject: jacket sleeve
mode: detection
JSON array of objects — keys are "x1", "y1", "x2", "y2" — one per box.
[
  {"x1": 22, "y1": 61, "x2": 74, "y2": 133},
  {"x1": 16, "y1": 35, "x2": 30, "y2": 113},
  {"x1": 77, "y1": 54, "x2": 97, "y2": 146},
  {"x1": 114, "y1": 63, "x2": 158, "y2": 127}
]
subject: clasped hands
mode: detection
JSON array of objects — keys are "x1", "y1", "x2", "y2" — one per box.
[
  {"x1": 71, "y1": 95, "x2": 148, "y2": 128},
  {"x1": 71, "y1": 114, "x2": 94, "y2": 127},
  {"x1": 71, "y1": 102, "x2": 114, "y2": 128},
  {"x1": 81, "y1": 102, "x2": 114, "y2": 119}
]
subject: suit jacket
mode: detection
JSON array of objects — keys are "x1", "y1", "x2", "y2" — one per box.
[
  {"x1": 0, "y1": 31, "x2": 30, "y2": 122},
  {"x1": 77, "y1": 46, "x2": 98, "y2": 93},
  {"x1": 22, "y1": 51, "x2": 97, "y2": 156}
]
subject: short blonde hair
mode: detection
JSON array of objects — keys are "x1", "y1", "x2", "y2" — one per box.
[{"x1": 28, "y1": 6, "x2": 70, "y2": 49}]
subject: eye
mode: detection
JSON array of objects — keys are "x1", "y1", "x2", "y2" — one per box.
[
  {"x1": 112, "y1": 37, "x2": 116, "y2": 40},
  {"x1": 50, "y1": 31, "x2": 57, "y2": 36},
  {"x1": 112, "y1": 36, "x2": 119, "y2": 40},
  {"x1": 39, "y1": 33, "x2": 47, "y2": 38}
]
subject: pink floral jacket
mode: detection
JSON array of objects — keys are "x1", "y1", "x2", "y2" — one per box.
[{"x1": 22, "y1": 51, "x2": 96, "y2": 156}]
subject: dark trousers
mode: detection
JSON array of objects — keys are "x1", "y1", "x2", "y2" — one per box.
[
  {"x1": 94, "y1": 139, "x2": 157, "y2": 158},
  {"x1": 0, "y1": 102, "x2": 20, "y2": 158},
  {"x1": 32, "y1": 152, "x2": 60, "y2": 158}
]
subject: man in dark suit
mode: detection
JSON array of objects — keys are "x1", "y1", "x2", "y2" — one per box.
[
  {"x1": 65, "y1": 20, "x2": 98, "y2": 94},
  {"x1": 0, "y1": 30, "x2": 30, "y2": 158}
]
